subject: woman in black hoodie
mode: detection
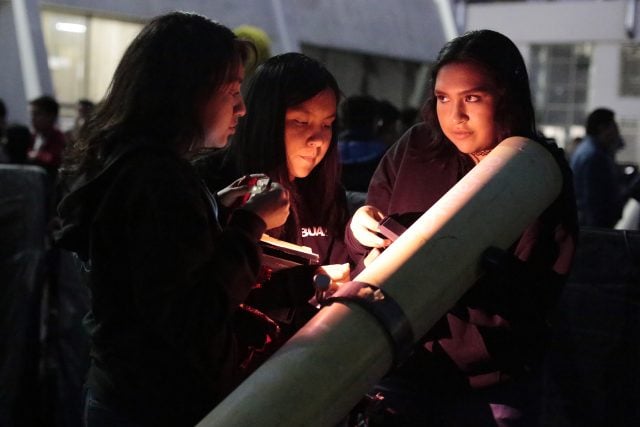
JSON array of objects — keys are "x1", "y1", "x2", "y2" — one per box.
[{"x1": 55, "y1": 12, "x2": 289, "y2": 427}]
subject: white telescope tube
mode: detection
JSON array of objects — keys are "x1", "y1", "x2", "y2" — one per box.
[{"x1": 197, "y1": 136, "x2": 563, "y2": 427}]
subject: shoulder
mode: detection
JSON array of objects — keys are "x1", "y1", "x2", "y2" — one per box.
[
  {"x1": 44, "y1": 128, "x2": 66, "y2": 146},
  {"x1": 381, "y1": 122, "x2": 454, "y2": 172},
  {"x1": 571, "y1": 139, "x2": 612, "y2": 170},
  {"x1": 192, "y1": 148, "x2": 238, "y2": 191},
  {"x1": 390, "y1": 122, "x2": 442, "y2": 155},
  {"x1": 570, "y1": 137, "x2": 599, "y2": 160},
  {"x1": 98, "y1": 143, "x2": 200, "y2": 199},
  {"x1": 53, "y1": 128, "x2": 65, "y2": 140},
  {"x1": 121, "y1": 143, "x2": 186, "y2": 172}
]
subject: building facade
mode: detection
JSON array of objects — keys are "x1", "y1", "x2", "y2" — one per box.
[
  {"x1": 464, "y1": 0, "x2": 640, "y2": 164},
  {"x1": 1, "y1": 0, "x2": 639, "y2": 164},
  {"x1": 0, "y1": 0, "x2": 450, "y2": 127}
]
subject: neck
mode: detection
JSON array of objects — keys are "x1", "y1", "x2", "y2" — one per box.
[{"x1": 469, "y1": 148, "x2": 492, "y2": 164}]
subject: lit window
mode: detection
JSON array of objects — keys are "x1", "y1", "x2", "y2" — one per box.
[
  {"x1": 529, "y1": 43, "x2": 592, "y2": 148},
  {"x1": 620, "y1": 43, "x2": 640, "y2": 96},
  {"x1": 41, "y1": 9, "x2": 143, "y2": 126}
]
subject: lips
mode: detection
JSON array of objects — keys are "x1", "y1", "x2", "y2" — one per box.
[
  {"x1": 449, "y1": 130, "x2": 473, "y2": 139},
  {"x1": 299, "y1": 155, "x2": 316, "y2": 164},
  {"x1": 450, "y1": 127, "x2": 471, "y2": 134}
]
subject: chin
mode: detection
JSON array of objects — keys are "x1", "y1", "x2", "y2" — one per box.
[
  {"x1": 293, "y1": 170, "x2": 312, "y2": 179},
  {"x1": 207, "y1": 137, "x2": 229, "y2": 149},
  {"x1": 450, "y1": 141, "x2": 477, "y2": 154}
]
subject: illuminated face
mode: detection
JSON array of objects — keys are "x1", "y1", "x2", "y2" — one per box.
[
  {"x1": 284, "y1": 87, "x2": 337, "y2": 181},
  {"x1": 201, "y1": 64, "x2": 246, "y2": 149},
  {"x1": 435, "y1": 61, "x2": 500, "y2": 155}
]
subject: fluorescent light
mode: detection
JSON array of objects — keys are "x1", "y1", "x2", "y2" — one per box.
[
  {"x1": 55, "y1": 22, "x2": 86, "y2": 33},
  {"x1": 48, "y1": 56, "x2": 72, "y2": 70}
]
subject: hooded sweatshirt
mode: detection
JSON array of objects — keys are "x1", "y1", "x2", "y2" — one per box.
[
  {"x1": 346, "y1": 123, "x2": 578, "y2": 390},
  {"x1": 55, "y1": 141, "x2": 266, "y2": 426}
]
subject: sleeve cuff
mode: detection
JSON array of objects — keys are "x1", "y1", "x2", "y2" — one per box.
[{"x1": 228, "y1": 208, "x2": 267, "y2": 241}]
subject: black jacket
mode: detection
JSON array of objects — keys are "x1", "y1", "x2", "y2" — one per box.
[{"x1": 55, "y1": 142, "x2": 266, "y2": 426}]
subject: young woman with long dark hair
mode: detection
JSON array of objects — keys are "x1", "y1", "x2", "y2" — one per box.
[
  {"x1": 55, "y1": 12, "x2": 290, "y2": 427},
  {"x1": 196, "y1": 52, "x2": 351, "y2": 338},
  {"x1": 346, "y1": 30, "x2": 578, "y2": 426}
]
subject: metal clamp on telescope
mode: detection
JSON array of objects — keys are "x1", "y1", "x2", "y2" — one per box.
[{"x1": 325, "y1": 281, "x2": 414, "y2": 366}]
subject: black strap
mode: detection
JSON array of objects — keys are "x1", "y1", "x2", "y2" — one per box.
[{"x1": 325, "y1": 281, "x2": 414, "y2": 366}]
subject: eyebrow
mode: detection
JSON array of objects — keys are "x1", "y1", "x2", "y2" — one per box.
[
  {"x1": 221, "y1": 78, "x2": 243, "y2": 91},
  {"x1": 435, "y1": 86, "x2": 494, "y2": 95},
  {"x1": 287, "y1": 107, "x2": 336, "y2": 120}
]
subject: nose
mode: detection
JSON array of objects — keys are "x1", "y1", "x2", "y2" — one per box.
[
  {"x1": 307, "y1": 127, "x2": 327, "y2": 147},
  {"x1": 307, "y1": 137, "x2": 323, "y2": 148},
  {"x1": 235, "y1": 97, "x2": 246, "y2": 117},
  {"x1": 452, "y1": 100, "x2": 468, "y2": 124}
]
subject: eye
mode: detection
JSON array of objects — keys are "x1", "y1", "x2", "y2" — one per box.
[
  {"x1": 465, "y1": 95, "x2": 480, "y2": 102},
  {"x1": 294, "y1": 119, "x2": 308, "y2": 126},
  {"x1": 436, "y1": 95, "x2": 449, "y2": 103},
  {"x1": 226, "y1": 83, "x2": 241, "y2": 97}
]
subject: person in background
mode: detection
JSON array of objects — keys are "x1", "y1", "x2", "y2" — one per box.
[
  {"x1": 570, "y1": 108, "x2": 627, "y2": 228},
  {"x1": 195, "y1": 52, "x2": 351, "y2": 341},
  {"x1": 65, "y1": 98, "x2": 95, "y2": 144},
  {"x1": 376, "y1": 99, "x2": 400, "y2": 146},
  {"x1": 566, "y1": 135, "x2": 583, "y2": 160},
  {"x1": 54, "y1": 12, "x2": 290, "y2": 427},
  {"x1": 233, "y1": 24, "x2": 272, "y2": 77},
  {"x1": 399, "y1": 106, "x2": 420, "y2": 135},
  {"x1": 3, "y1": 123, "x2": 32, "y2": 164},
  {"x1": 0, "y1": 98, "x2": 6, "y2": 137},
  {"x1": 28, "y1": 95, "x2": 66, "y2": 179},
  {"x1": 0, "y1": 98, "x2": 8, "y2": 162},
  {"x1": 337, "y1": 95, "x2": 388, "y2": 192},
  {"x1": 346, "y1": 29, "x2": 577, "y2": 426}
]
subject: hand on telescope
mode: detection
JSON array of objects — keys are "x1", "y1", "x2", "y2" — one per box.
[
  {"x1": 316, "y1": 263, "x2": 351, "y2": 294},
  {"x1": 350, "y1": 205, "x2": 393, "y2": 268},
  {"x1": 350, "y1": 205, "x2": 391, "y2": 249},
  {"x1": 312, "y1": 263, "x2": 350, "y2": 305}
]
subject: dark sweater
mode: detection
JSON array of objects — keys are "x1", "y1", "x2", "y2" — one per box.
[
  {"x1": 346, "y1": 123, "x2": 578, "y2": 389},
  {"x1": 193, "y1": 148, "x2": 351, "y2": 332},
  {"x1": 55, "y1": 142, "x2": 266, "y2": 426}
]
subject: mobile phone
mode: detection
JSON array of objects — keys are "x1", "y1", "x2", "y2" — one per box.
[
  {"x1": 378, "y1": 215, "x2": 406, "y2": 242},
  {"x1": 249, "y1": 176, "x2": 270, "y2": 197},
  {"x1": 242, "y1": 175, "x2": 271, "y2": 204}
]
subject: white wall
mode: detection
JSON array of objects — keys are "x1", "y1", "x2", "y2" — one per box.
[{"x1": 467, "y1": 1, "x2": 631, "y2": 43}]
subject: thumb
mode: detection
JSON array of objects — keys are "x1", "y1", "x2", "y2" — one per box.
[{"x1": 218, "y1": 185, "x2": 251, "y2": 207}]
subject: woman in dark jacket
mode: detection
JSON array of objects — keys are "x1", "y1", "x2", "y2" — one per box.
[
  {"x1": 55, "y1": 12, "x2": 289, "y2": 427},
  {"x1": 346, "y1": 30, "x2": 578, "y2": 426},
  {"x1": 195, "y1": 53, "x2": 351, "y2": 338}
]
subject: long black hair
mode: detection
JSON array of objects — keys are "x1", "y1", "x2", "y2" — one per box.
[
  {"x1": 422, "y1": 29, "x2": 538, "y2": 155},
  {"x1": 228, "y1": 52, "x2": 346, "y2": 242},
  {"x1": 62, "y1": 11, "x2": 252, "y2": 178}
]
